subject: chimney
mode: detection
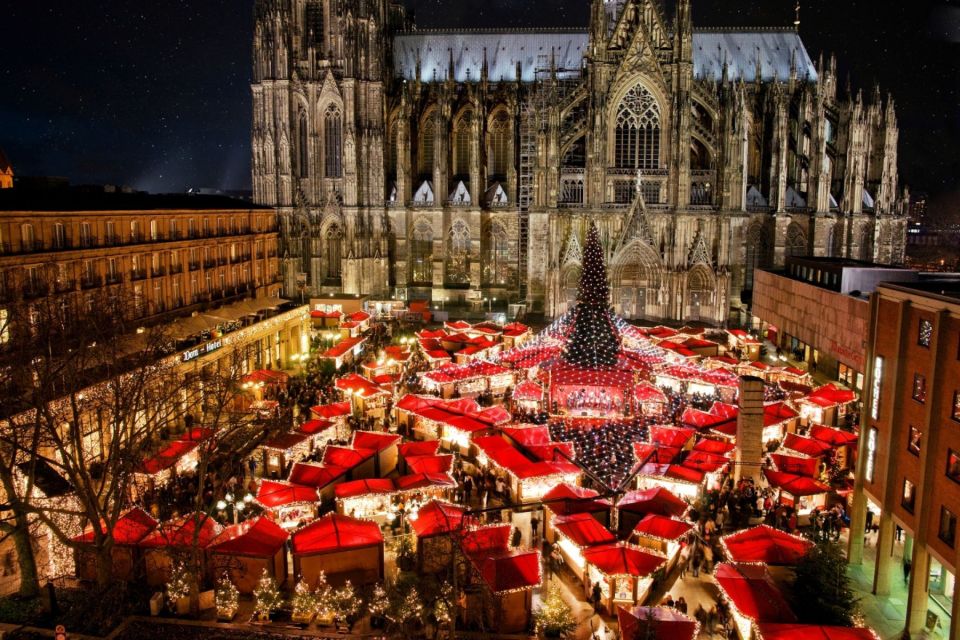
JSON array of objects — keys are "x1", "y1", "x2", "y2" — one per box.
[{"x1": 735, "y1": 376, "x2": 765, "y2": 484}]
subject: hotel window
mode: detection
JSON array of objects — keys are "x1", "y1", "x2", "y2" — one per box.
[
  {"x1": 939, "y1": 507, "x2": 957, "y2": 548},
  {"x1": 907, "y1": 426, "x2": 921, "y2": 456},
  {"x1": 918, "y1": 319, "x2": 933, "y2": 348},
  {"x1": 80, "y1": 222, "x2": 91, "y2": 247},
  {"x1": 902, "y1": 479, "x2": 916, "y2": 513},
  {"x1": 53, "y1": 223, "x2": 66, "y2": 249},
  {"x1": 947, "y1": 450, "x2": 960, "y2": 484},
  {"x1": 953, "y1": 391, "x2": 960, "y2": 422},
  {"x1": 912, "y1": 373, "x2": 926, "y2": 403},
  {"x1": 150, "y1": 219, "x2": 159, "y2": 241}
]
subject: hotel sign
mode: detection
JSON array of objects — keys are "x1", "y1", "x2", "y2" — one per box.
[{"x1": 182, "y1": 339, "x2": 223, "y2": 363}]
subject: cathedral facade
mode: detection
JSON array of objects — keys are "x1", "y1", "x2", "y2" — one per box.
[{"x1": 252, "y1": 0, "x2": 907, "y2": 324}]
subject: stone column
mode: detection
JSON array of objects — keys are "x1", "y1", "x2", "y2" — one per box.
[
  {"x1": 906, "y1": 543, "x2": 930, "y2": 637},
  {"x1": 734, "y1": 376, "x2": 765, "y2": 484},
  {"x1": 873, "y1": 512, "x2": 894, "y2": 596}
]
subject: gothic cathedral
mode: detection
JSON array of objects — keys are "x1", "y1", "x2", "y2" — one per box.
[{"x1": 252, "y1": 0, "x2": 907, "y2": 324}]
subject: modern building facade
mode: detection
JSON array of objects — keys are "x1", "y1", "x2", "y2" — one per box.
[
  {"x1": 0, "y1": 191, "x2": 282, "y2": 345},
  {"x1": 252, "y1": 0, "x2": 908, "y2": 323},
  {"x1": 850, "y1": 281, "x2": 960, "y2": 639}
]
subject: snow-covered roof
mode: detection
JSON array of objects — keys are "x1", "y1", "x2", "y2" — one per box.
[{"x1": 393, "y1": 29, "x2": 817, "y2": 84}]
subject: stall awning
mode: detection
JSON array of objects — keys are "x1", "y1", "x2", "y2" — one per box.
[
  {"x1": 310, "y1": 402, "x2": 352, "y2": 419},
  {"x1": 322, "y1": 446, "x2": 377, "y2": 469},
  {"x1": 209, "y1": 517, "x2": 288, "y2": 557},
  {"x1": 805, "y1": 383, "x2": 856, "y2": 406},
  {"x1": 542, "y1": 483, "x2": 611, "y2": 516},
  {"x1": 763, "y1": 469, "x2": 830, "y2": 497},
  {"x1": 406, "y1": 454, "x2": 454, "y2": 475},
  {"x1": 617, "y1": 488, "x2": 689, "y2": 518},
  {"x1": 394, "y1": 472, "x2": 457, "y2": 492},
  {"x1": 783, "y1": 433, "x2": 833, "y2": 458},
  {"x1": 398, "y1": 441, "x2": 440, "y2": 459},
  {"x1": 336, "y1": 374, "x2": 389, "y2": 398},
  {"x1": 770, "y1": 453, "x2": 819, "y2": 478},
  {"x1": 682, "y1": 450, "x2": 730, "y2": 474},
  {"x1": 351, "y1": 431, "x2": 401, "y2": 453},
  {"x1": 650, "y1": 425, "x2": 696, "y2": 448},
  {"x1": 721, "y1": 525, "x2": 814, "y2": 566},
  {"x1": 73, "y1": 507, "x2": 157, "y2": 546},
  {"x1": 638, "y1": 463, "x2": 705, "y2": 486},
  {"x1": 335, "y1": 478, "x2": 396, "y2": 499},
  {"x1": 583, "y1": 543, "x2": 666, "y2": 578},
  {"x1": 461, "y1": 524, "x2": 512, "y2": 558},
  {"x1": 263, "y1": 431, "x2": 312, "y2": 451},
  {"x1": 139, "y1": 439, "x2": 199, "y2": 475},
  {"x1": 288, "y1": 462, "x2": 348, "y2": 489},
  {"x1": 298, "y1": 419, "x2": 335, "y2": 435},
  {"x1": 409, "y1": 500, "x2": 467, "y2": 538},
  {"x1": 714, "y1": 563, "x2": 797, "y2": 623},
  {"x1": 633, "y1": 514, "x2": 693, "y2": 542},
  {"x1": 764, "y1": 402, "x2": 799, "y2": 426},
  {"x1": 618, "y1": 606, "x2": 698, "y2": 640},
  {"x1": 242, "y1": 369, "x2": 289, "y2": 385},
  {"x1": 692, "y1": 438, "x2": 735, "y2": 456},
  {"x1": 256, "y1": 480, "x2": 320, "y2": 508},
  {"x1": 138, "y1": 514, "x2": 222, "y2": 550},
  {"x1": 475, "y1": 550, "x2": 541, "y2": 593},
  {"x1": 554, "y1": 513, "x2": 616, "y2": 547},
  {"x1": 512, "y1": 380, "x2": 544, "y2": 401},
  {"x1": 809, "y1": 425, "x2": 858, "y2": 448},
  {"x1": 291, "y1": 513, "x2": 383, "y2": 555}
]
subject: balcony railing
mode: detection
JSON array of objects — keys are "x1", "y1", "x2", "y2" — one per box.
[
  {"x1": 54, "y1": 279, "x2": 77, "y2": 294},
  {"x1": 81, "y1": 275, "x2": 103, "y2": 290},
  {"x1": 106, "y1": 273, "x2": 123, "y2": 285},
  {"x1": 23, "y1": 283, "x2": 50, "y2": 299},
  {"x1": 131, "y1": 269, "x2": 147, "y2": 281},
  {"x1": 188, "y1": 261, "x2": 201, "y2": 271},
  {"x1": 170, "y1": 263, "x2": 184, "y2": 275},
  {"x1": 151, "y1": 266, "x2": 167, "y2": 278}
]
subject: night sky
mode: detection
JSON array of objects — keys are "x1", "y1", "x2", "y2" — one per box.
[{"x1": 1, "y1": 1, "x2": 958, "y2": 215}]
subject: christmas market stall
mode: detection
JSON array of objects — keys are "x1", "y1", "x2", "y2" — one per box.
[
  {"x1": 582, "y1": 542, "x2": 667, "y2": 615},
  {"x1": 782, "y1": 433, "x2": 833, "y2": 459},
  {"x1": 714, "y1": 563, "x2": 797, "y2": 640},
  {"x1": 259, "y1": 431, "x2": 313, "y2": 478},
  {"x1": 287, "y1": 462, "x2": 349, "y2": 503},
  {"x1": 320, "y1": 336, "x2": 366, "y2": 370},
  {"x1": 808, "y1": 424, "x2": 859, "y2": 469},
  {"x1": 720, "y1": 525, "x2": 814, "y2": 566},
  {"x1": 473, "y1": 435, "x2": 581, "y2": 502},
  {"x1": 762, "y1": 469, "x2": 831, "y2": 516},
  {"x1": 207, "y1": 516, "x2": 288, "y2": 594},
  {"x1": 420, "y1": 360, "x2": 514, "y2": 399},
  {"x1": 630, "y1": 514, "x2": 693, "y2": 569},
  {"x1": 634, "y1": 382, "x2": 669, "y2": 417},
  {"x1": 726, "y1": 329, "x2": 762, "y2": 361},
  {"x1": 797, "y1": 384, "x2": 857, "y2": 426},
  {"x1": 553, "y1": 512, "x2": 617, "y2": 581},
  {"x1": 615, "y1": 488, "x2": 689, "y2": 538},
  {"x1": 501, "y1": 322, "x2": 531, "y2": 349},
  {"x1": 394, "y1": 394, "x2": 506, "y2": 452},
  {"x1": 138, "y1": 513, "x2": 222, "y2": 587},
  {"x1": 762, "y1": 402, "x2": 801, "y2": 444},
  {"x1": 296, "y1": 417, "x2": 339, "y2": 450},
  {"x1": 255, "y1": 480, "x2": 319, "y2": 530},
  {"x1": 501, "y1": 425, "x2": 576, "y2": 463},
  {"x1": 618, "y1": 606, "x2": 699, "y2": 640},
  {"x1": 240, "y1": 369, "x2": 289, "y2": 402},
  {"x1": 542, "y1": 483, "x2": 612, "y2": 544},
  {"x1": 634, "y1": 463, "x2": 704, "y2": 501},
  {"x1": 397, "y1": 440, "x2": 441, "y2": 473},
  {"x1": 408, "y1": 499, "x2": 468, "y2": 573},
  {"x1": 133, "y1": 428, "x2": 214, "y2": 497},
  {"x1": 351, "y1": 431, "x2": 401, "y2": 476},
  {"x1": 291, "y1": 513, "x2": 384, "y2": 587},
  {"x1": 310, "y1": 309, "x2": 341, "y2": 329},
  {"x1": 73, "y1": 507, "x2": 158, "y2": 582},
  {"x1": 512, "y1": 380, "x2": 546, "y2": 414},
  {"x1": 336, "y1": 374, "x2": 391, "y2": 417},
  {"x1": 334, "y1": 478, "x2": 397, "y2": 522}
]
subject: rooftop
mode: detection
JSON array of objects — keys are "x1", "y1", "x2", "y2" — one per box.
[
  {"x1": 880, "y1": 280, "x2": 960, "y2": 305},
  {"x1": 0, "y1": 189, "x2": 267, "y2": 212}
]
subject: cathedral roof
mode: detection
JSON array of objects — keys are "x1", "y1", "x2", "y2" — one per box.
[{"x1": 392, "y1": 28, "x2": 816, "y2": 84}]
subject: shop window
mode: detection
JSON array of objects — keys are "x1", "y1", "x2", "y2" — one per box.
[
  {"x1": 918, "y1": 319, "x2": 933, "y2": 348},
  {"x1": 907, "y1": 426, "x2": 921, "y2": 456},
  {"x1": 953, "y1": 391, "x2": 960, "y2": 422},
  {"x1": 901, "y1": 479, "x2": 916, "y2": 513},
  {"x1": 939, "y1": 507, "x2": 957, "y2": 547},
  {"x1": 912, "y1": 373, "x2": 926, "y2": 403},
  {"x1": 947, "y1": 450, "x2": 960, "y2": 484}
]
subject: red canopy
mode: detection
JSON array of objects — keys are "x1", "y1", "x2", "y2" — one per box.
[
  {"x1": 322, "y1": 446, "x2": 376, "y2": 469},
  {"x1": 352, "y1": 431, "x2": 401, "y2": 452},
  {"x1": 394, "y1": 472, "x2": 457, "y2": 492},
  {"x1": 335, "y1": 478, "x2": 396, "y2": 499},
  {"x1": 291, "y1": 513, "x2": 383, "y2": 555},
  {"x1": 650, "y1": 425, "x2": 696, "y2": 448},
  {"x1": 298, "y1": 419, "x2": 335, "y2": 435},
  {"x1": 398, "y1": 441, "x2": 440, "y2": 459},
  {"x1": 288, "y1": 462, "x2": 348, "y2": 488},
  {"x1": 764, "y1": 402, "x2": 799, "y2": 427},
  {"x1": 139, "y1": 514, "x2": 221, "y2": 550},
  {"x1": 634, "y1": 442, "x2": 680, "y2": 465},
  {"x1": 618, "y1": 606, "x2": 698, "y2": 640},
  {"x1": 502, "y1": 425, "x2": 552, "y2": 446},
  {"x1": 633, "y1": 514, "x2": 693, "y2": 542},
  {"x1": 512, "y1": 380, "x2": 544, "y2": 402},
  {"x1": 809, "y1": 425, "x2": 859, "y2": 448},
  {"x1": 682, "y1": 450, "x2": 729, "y2": 474},
  {"x1": 693, "y1": 438, "x2": 735, "y2": 455},
  {"x1": 783, "y1": 433, "x2": 833, "y2": 458},
  {"x1": 406, "y1": 454, "x2": 454, "y2": 475},
  {"x1": 139, "y1": 439, "x2": 199, "y2": 475},
  {"x1": 763, "y1": 469, "x2": 830, "y2": 497},
  {"x1": 410, "y1": 500, "x2": 467, "y2": 538},
  {"x1": 756, "y1": 624, "x2": 879, "y2": 640},
  {"x1": 770, "y1": 453, "x2": 819, "y2": 478},
  {"x1": 714, "y1": 563, "x2": 797, "y2": 623},
  {"x1": 618, "y1": 488, "x2": 688, "y2": 518},
  {"x1": 263, "y1": 431, "x2": 312, "y2": 451},
  {"x1": 639, "y1": 463, "x2": 705, "y2": 485},
  {"x1": 310, "y1": 402, "x2": 352, "y2": 419},
  {"x1": 554, "y1": 513, "x2": 616, "y2": 547},
  {"x1": 475, "y1": 550, "x2": 541, "y2": 593},
  {"x1": 634, "y1": 383, "x2": 668, "y2": 404},
  {"x1": 256, "y1": 480, "x2": 320, "y2": 508},
  {"x1": 542, "y1": 483, "x2": 611, "y2": 516},
  {"x1": 73, "y1": 507, "x2": 157, "y2": 545},
  {"x1": 583, "y1": 543, "x2": 666, "y2": 577},
  {"x1": 461, "y1": 524, "x2": 511, "y2": 558},
  {"x1": 337, "y1": 374, "x2": 388, "y2": 398},
  {"x1": 242, "y1": 369, "x2": 289, "y2": 385},
  {"x1": 208, "y1": 517, "x2": 288, "y2": 557},
  {"x1": 806, "y1": 383, "x2": 857, "y2": 406},
  {"x1": 721, "y1": 525, "x2": 814, "y2": 565}
]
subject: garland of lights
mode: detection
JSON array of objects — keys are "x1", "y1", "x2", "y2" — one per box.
[
  {"x1": 253, "y1": 568, "x2": 282, "y2": 618},
  {"x1": 215, "y1": 572, "x2": 239, "y2": 620}
]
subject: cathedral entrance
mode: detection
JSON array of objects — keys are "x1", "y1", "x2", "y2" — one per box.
[{"x1": 618, "y1": 287, "x2": 646, "y2": 320}]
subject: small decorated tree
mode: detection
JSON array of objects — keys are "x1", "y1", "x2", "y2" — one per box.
[
  {"x1": 291, "y1": 579, "x2": 318, "y2": 623},
  {"x1": 331, "y1": 580, "x2": 361, "y2": 626},
  {"x1": 252, "y1": 568, "x2": 281, "y2": 621},
  {"x1": 215, "y1": 572, "x2": 239, "y2": 621},
  {"x1": 433, "y1": 580, "x2": 455, "y2": 629},
  {"x1": 534, "y1": 584, "x2": 577, "y2": 638},
  {"x1": 368, "y1": 583, "x2": 388, "y2": 628},
  {"x1": 166, "y1": 559, "x2": 192, "y2": 614},
  {"x1": 313, "y1": 570, "x2": 335, "y2": 625},
  {"x1": 388, "y1": 584, "x2": 424, "y2": 632}
]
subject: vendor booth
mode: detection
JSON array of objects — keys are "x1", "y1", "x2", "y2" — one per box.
[
  {"x1": 207, "y1": 517, "x2": 288, "y2": 594},
  {"x1": 720, "y1": 525, "x2": 814, "y2": 566},
  {"x1": 616, "y1": 488, "x2": 688, "y2": 538},
  {"x1": 553, "y1": 512, "x2": 617, "y2": 581},
  {"x1": 409, "y1": 500, "x2": 468, "y2": 573},
  {"x1": 138, "y1": 514, "x2": 222, "y2": 587},
  {"x1": 726, "y1": 329, "x2": 761, "y2": 360},
  {"x1": 287, "y1": 462, "x2": 349, "y2": 503},
  {"x1": 255, "y1": 480, "x2": 319, "y2": 530},
  {"x1": 762, "y1": 402, "x2": 800, "y2": 444},
  {"x1": 320, "y1": 336, "x2": 366, "y2": 369},
  {"x1": 634, "y1": 383, "x2": 669, "y2": 417},
  {"x1": 809, "y1": 425, "x2": 858, "y2": 469},
  {"x1": 291, "y1": 513, "x2": 384, "y2": 587},
  {"x1": 73, "y1": 507, "x2": 157, "y2": 582},
  {"x1": 336, "y1": 374, "x2": 391, "y2": 417},
  {"x1": 322, "y1": 446, "x2": 377, "y2": 481},
  {"x1": 618, "y1": 606, "x2": 699, "y2": 640},
  {"x1": 634, "y1": 463, "x2": 704, "y2": 501},
  {"x1": 259, "y1": 432, "x2": 313, "y2": 478},
  {"x1": 133, "y1": 429, "x2": 214, "y2": 496},
  {"x1": 351, "y1": 431, "x2": 401, "y2": 477},
  {"x1": 797, "y1": 384, "x2": 857, "y2": 426},
  {"x1": 782, "y1": 433, "x2": 833, "y2": 459},
  {"x1": 542, "y1": 483, "x2": 612, "y2": 544},
  {"x1": 241, "y1": 369, "x2": 289, "y2": 402},
  {"x1": 631, "y1": 514, "x2": 693, "y2": 569},
  {"x1": 582, "y1": 543, "x2": 666, "y2": 615},
  {"x1": 512, "y1": 380, "x2": 546, "y2": 414},
  {"x1": 334, "y1": 478, "x2": 397, "y2": 522},
  {"x1": 714, "y1": 563, "x2": 797, "y2": 640},
  {"x1": 473, "y1": 436, "x2": 581, "y2": 503},
  {"x1": 763, "y1": 469, "x2": 831, "y2": 516},
  {"x1": 297, "y1": 418, "x2": 338, "y2": 449},
  {"x1": 421, "y1": 360, "x2": 514, "y2": 398}
]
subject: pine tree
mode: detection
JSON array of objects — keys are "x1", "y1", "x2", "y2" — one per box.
[
  {"x1": 791, "y1": 541, "x2": 858, "y2": 626},
  {"x1": 253, "y1": 568, "x2": 282, "y2": 618},
  {"x1": 563, "y1": 223, "x2": 621, "y2": 368},
  {"x1": 534, "y1": 584, "x2": 577, "y2": 637},
  {"x1": 215, "y1": 572, "x2": 239, "y2": 618},
  {"x1": 166, "y1": 559, "x2": 191, "y2": 611},
  {"x1": 291, "y1": 579, "x2": 318, "y2": 619}
]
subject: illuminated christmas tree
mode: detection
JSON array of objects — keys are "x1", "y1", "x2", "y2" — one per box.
[
  {"x1": 215, "y1": 572, "x2": 239, "y2": 620},
  {"x1": 252, "y1": 568, "x2": 281, "y2": 619},
  {"x1": 563, "y1": 222, "x2": 621, "y2": 368}
]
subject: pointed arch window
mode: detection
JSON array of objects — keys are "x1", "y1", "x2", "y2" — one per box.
[
  {"x1": 744, "y1": 223, "x2": 771, "y2": 291},
  {"x1": 411, "y1": 218, "x2": 433, "y2": 284},
  {"x1": 484, "y1": 221, "x2": 514, "y2": 286},
  {"x1": 454, "y1": 112, "x2": 472, "y2": 178},
  {"x1": 489, "y1": 112, "x2": 510, "y2": 178},
  {"x1": 323, "y1": 105, "x2": 342, "y2": 178},
  {"x1": 419, "y1": 114, "x2": 436, "y2": 177},
  {"x1": 614, "y1": 83, "x2": 661, "y2": 170},
  {"x1": 786, "y1": 223, "x2": 807, "y2": 258},
  {"x1": 296, "y1": 110, "x2": 309, "y2": 178},
  {"x1": 447, "y1": 219, "x2": 471, "y2": 284},
  {"x1": 325, "y1": 224, "x2": 342, "y2": 281}
]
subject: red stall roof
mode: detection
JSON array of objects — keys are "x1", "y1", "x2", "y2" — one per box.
[
  {"x1": 809, "y1": 425, "x2": 859, "y2": 448},
  {"x1": 634, "y1": 382, "x2": 669, "y2": 404},
  {"x1": 242, "y1": 369, "x2": 289, "y2": 385},
  {"x1": 618, "y1": 606, "x2": 698, "y2": 640},
  {"x1": 633, "y1": 514, "x2": 694, "y2": 542},
  {"x1": 634, "y1": 442, "x2": 682, "y2": 465},
  {"x1": 335, "y1": 478, "x2": 396, "y2": 499},
  {"x1": 291, "y1": 513, "x2": 383, "y2": 555},
  {"x1": 474, "y1": 550, "x2": 541, "y2": 593},
  {"x1": 322, "y1": 336, "x2": 365, "y2": 359},
  {"x1": 256, "y1": 480, "x2": 320, "y2": 508},
  {"x1": 139, "y1": 514, "x2": 222, "y2": 550},
  {"x1": 322, "y1": 446, "x2": 377, "y2": 469},
  {"x1": 398, "y1": 441, "x2": 440, "y2": 459},
  {"x1": 583, "y1": 543, "x2": 666, "y2": 577},
  {"x1": 805, "y1": 383, "x2": 857, "y2": 407},
  {"x1": 406, "y1": 454, "x2": 454, "y2": 475},
  {"x1": 351, "y1": 431, "x2": 401, "y2": 452},
  {"x1": 554, "y1": 513, "x2": 616, "y2": 547},
  {"x1": 756, "y1": 624, "x2": 879, "y2": 640},
  {"x1": 682, "y1": 450, "x2": 729, "y2": 474},
  {"x1": 650, "y1": 425, "x2": 696, "y2": 448},
  {"x1": 693, "y1": 438, "x2": 735, "y2": 455},
  {"x1": 298, "y1": 419, "x2": 335, "y2": 435},
  {"x1": 394, "y1": 472, "x2": 458, "y2": 492},
  {"x1": 208, "y1": 517, "x2": 288, "y2": 557},
  {"x1": 502, "y1": 425, "x2": 552, "y2": 446},
  {"x1": 714, "y1": 563, "x2": 797, "y2": 623},
  {"x1": 721, "y1": 525, "x2": 814, "y2": 566},
  {"x1": 763, "y1": 469, "x2": 830, "y2": 497},
  {"x1": 764, "y1": 402, "x2": 799, "y2": 427},
  {"x1": 770, "y1": 453, "x2": 819, "y2": 478},
  {"x1": 618, "y1": 488, "x2": 689, "y2": 518},
  {"x1": 73, "y1": 507, "x2": 157, "y2": 546},
  {"x1": 263, "y1": 431, "x2": 312, "y2": 452},
  {"x1": 139, "y1": 439, "x2": 199, "y2": 475},
  {"x1": 783, "y1": 433, "x2": 833, "y2": 458},
  {"x1": 310, "y1": 402, "x2": 352, "y2": 419},
  {"x1": 461, "y1": 524, "x2": 511, "y2": 558},
  {"x1": 288, "y1": 462, "x2": 348, "y2": 489},
  {"x1": 512, "y1": 380, "x2": 544, "y2": 402},
  {"x1": 337, "y1": 374, "x2": 389, "y2": 398},
  {"x1": 410, "y1": 500, "x2": 467, "y2": 538},
  {"x1": 542, "y1": 483, "x2": 611, "y2": 516},
  {"x1": 638, "y1": 463, "x2": 705, "y2": 485}
]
